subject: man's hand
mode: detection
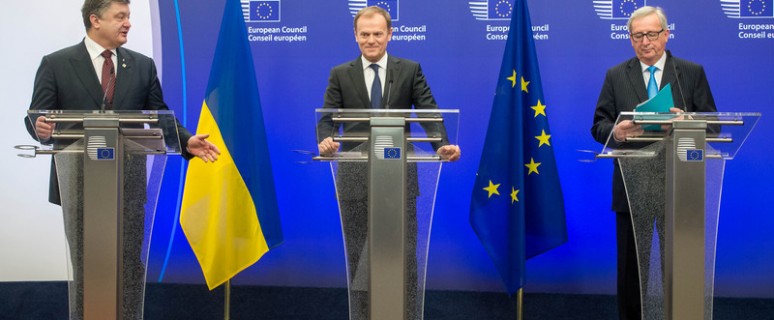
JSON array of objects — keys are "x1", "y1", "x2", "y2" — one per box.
[
  {"x1": 613, "y1": 120, "x2": 644, "y2": 142},
  {"x1": 318, "y1": 137, "x2": 340, "y2": 156},
  {"x1": 187, "y1": 134, "x2": 221, "y2": 163},
  {"x1": 661, "y1": 107, "x2": 688, "y2": 131},
  {"x1": 437, "y1": 144, "x2": 461, "y2": 161},
  {"x1": 35, "y1": 115, "x2": 55, "y2": 141}
]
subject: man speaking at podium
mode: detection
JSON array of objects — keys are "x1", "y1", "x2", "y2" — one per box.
[
  {"x1": 24, "y1": 0, "x2": 219, "y2": 318},
  {"x1": 316, "y1": 5, "x2": 460, "y2": 319},
  {"x1": 591, "y1": 6, "x2": 717, "y2": 320}
]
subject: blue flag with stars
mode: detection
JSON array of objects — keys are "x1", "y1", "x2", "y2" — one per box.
[{"x1": 469, "y1": 0, "x2": 567, "y2": 295}]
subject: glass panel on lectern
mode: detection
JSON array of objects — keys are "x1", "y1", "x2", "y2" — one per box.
[
  {"x1": 27, "y1": 110, "x2": 177, "y2": 319},
  {"x1": 27, "y1": 110, "x2": 183, "y2": 154},
  {"x1": 600, "y1": 112, "x2": 761, "y2": 159},
  {"x1": 600, "y1": 112, "x2": 760, "y2": 320},
  {"x1": 315, "y1": 109, "x2": 458, "y2": 320}
]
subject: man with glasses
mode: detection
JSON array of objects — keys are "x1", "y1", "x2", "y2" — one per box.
[{"x1": 591, "y1": 6, "x2": 717, "y2": 320}]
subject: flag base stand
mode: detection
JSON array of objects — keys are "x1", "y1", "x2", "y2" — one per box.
[
  {"x1": 224, "y1": 280, "x2": 231, "y2": 320},
  {"x1": 517, "y1": 288, "x2": 523, "y2": 320}
]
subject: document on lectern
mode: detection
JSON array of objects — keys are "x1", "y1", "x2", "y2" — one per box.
[{"x1": 635, "y1": 83, "x2": 675, "y2": 130}]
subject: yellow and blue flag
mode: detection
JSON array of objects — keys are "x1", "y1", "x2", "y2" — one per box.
[
  {"x1": 470, "y1": 0, "x2": 567, "y2": 295},
  {"x1": 181, "y1": 0, "x2": 282, "y2": 290}
]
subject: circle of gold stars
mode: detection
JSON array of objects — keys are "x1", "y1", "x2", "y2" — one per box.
[
  {"x1": 256, "y1": 2, "x2": 273, "y2": 20},
  {"x1": 747, "y1": 0, "x2": 766, "y2": 16},
  {"x1": 495, "y1": 0, "x2": 512, "y2": 18},
  {"x1": 618, "y1": 0, "x2": 636, "y2": 17},
  {"x1": 376, "y1": 1, "x2": 391, "y2": 13}
]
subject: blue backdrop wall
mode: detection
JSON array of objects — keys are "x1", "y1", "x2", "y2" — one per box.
[{"x1": 145, "y1": 0, "x2": 774, "y2": 298}]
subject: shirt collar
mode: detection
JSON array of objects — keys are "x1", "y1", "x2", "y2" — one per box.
[
  {"x1": 361, "y1": 53, "x2": 388, "y2": 71},
  {"x1": 83, "y1": 35, "x2": 116, "y2": 60},
  {"x1": 639, "y1": 52, "x2": 667, "y2": 73}
]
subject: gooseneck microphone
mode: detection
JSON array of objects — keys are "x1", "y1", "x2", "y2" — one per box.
[
  {"x1": 667, "y1": 50, "x2": 687, "y2": 110},
  {"x1": 384, "y1": 74, "x2": 393, "y2": 109}
]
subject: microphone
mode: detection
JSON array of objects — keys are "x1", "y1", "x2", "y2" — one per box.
[
  {"x1": 383, "y1": 75, "x2": 393, "y2": 109},
  {"x1": 100, "y1": 68, "x2": 115, "y2": 113},
  {"x1": 667, "y1": 50, "x2": 687, "y2": 110}
]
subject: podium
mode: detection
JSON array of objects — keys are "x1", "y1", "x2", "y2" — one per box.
[
  {"x1": 18, "y1": 110, "x2": 183, "y2": 320},
  {"x1": 597, "y1": 112, "x2": 760, "y2": 320},
  {"x1": 314, "y1": 109, "x2": 459, "y2": 320}
]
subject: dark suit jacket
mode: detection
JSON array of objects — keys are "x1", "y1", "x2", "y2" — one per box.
[
  {"x1": 25, "y1": 40, "x2": 193, "y2": 205},
  {"x1": 317, "y1": 55, "x2": 449, "y2": 200},
  {"x1": 591, "y1": 51, "x2": 717, "y2": 212}
]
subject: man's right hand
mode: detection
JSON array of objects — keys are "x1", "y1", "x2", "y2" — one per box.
[
  {"x1": 612, "y1": 120, "x2": 643, "y2": 142},
  {"x1": 35, "y1": 115, "x2": 55, "y2": 141},
  {"x1": 318, "y1": 137, "x2": 340, "y2": 156}
]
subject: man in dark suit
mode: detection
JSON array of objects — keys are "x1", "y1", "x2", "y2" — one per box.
[
  {"x1": 316, "y1": 6, "x2": 460, "y2": 319},
  {"x1": 24, "y1": 0, "x2": 219, "y2": 318},
  {"x1": 591, "y1": 6, "x2": 717, "y2": 320}
]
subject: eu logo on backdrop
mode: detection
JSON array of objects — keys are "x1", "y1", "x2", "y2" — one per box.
[
  {"x1": 243, "y1": 0, "x2": 280, "y2": 22},
  {"x1": 349, "y1": 0, "x2": 400, "y2": 21},
  {"x1": 721, "y1": 0, "x2": 774, "y2": 18},
  {"x1": 594, "y1": 0, "x2": 645, "y2": 20},
  {"x1": 470, "y1": 0, "x2": 513, "y2": 21}
]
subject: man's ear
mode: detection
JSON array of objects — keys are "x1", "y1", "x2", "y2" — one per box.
[{"x1": 90, "y1": 14, "x2": 100, "y2": 29}]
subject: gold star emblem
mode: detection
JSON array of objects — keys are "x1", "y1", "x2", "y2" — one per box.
[
  {"x1": 521, "y1": 76, "x2": 530, "y2": 93},
  {"x1": 483, "y1": 180, "x2": 501, "y2": 198},
  {"x1": 531, "y1": 100, "x2": 546, "y2": 118},
  {"x1": 507, "y1": 70, "x2": 517, "y2": 88},
  {"x1": 525, "y1": 157, "x2": 541, "y2": 175},
  {"x1": 510, "y1": 187, "x2": 520, "y2": 204},
  {"x1": 535, "y1": 130, "x2": 551, "y2": 147}
]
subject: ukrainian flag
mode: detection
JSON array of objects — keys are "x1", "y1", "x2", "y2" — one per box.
[{"x1": 181, "y1": 0, "x2": 283, "y2": 290}]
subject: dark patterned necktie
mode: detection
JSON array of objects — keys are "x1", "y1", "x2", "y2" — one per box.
[
  {"x1": 370, "y1": 64, "x2": 381, "y2": 108},
  {"x1": 101, "y1": 50, "x2": 115, "y2": 109}
]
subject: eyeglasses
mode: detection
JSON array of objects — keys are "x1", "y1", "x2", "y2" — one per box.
[{"x1": 630, "y1": 29, "x2": 665, "y2": 42}]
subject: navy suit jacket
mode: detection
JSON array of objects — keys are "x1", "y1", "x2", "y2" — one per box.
[
  {"x1": 591, "y1": 51, "x2": 717, "y2": 212},
  {"x1": 25, "y1": 40, "x2": 193, "y2": 204}
]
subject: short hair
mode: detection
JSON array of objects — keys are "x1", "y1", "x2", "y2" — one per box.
[
  {"x1": 627, "y1": 6, "x2": 668, "y2": 32},
  {"x1": 353, "y1": 6, "x2": 392, "y2": 31},
  {"x1": 81, "y1": 0, "x2": 131, "y2": 30}
]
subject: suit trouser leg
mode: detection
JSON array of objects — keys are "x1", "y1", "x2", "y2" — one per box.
[{"x1": 617, "y1": 211, "x2": 642, "y2": 320}]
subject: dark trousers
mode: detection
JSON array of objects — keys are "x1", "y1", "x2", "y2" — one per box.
[{"x1": 616, "y1": 211, "x2": 642, "y2": 320}]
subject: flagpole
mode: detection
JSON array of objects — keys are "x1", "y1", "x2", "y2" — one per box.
[
  {"x1": 517, "y1": 288, "x2": 523, "y2": 320},
  {"x1": 224, "y1": 280, "x2": 231, "y2": 320}
]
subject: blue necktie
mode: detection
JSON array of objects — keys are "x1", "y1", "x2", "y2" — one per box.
[
  {"x1": 646, "y1": 65, "x2": 658, "y2": 99},
  {"x1": 370, "y1": 64, "x2": 381, "y2": 108}
]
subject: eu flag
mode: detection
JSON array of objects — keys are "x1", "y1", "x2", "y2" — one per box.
[
  {"x1": 368, "y1": 0, "x2": 399, "y2": 20},
  {"x1": 470, "y1": 0, "x2": 567, "y2": 294},
  {"x1": 612, "y1": 0, "x2": 644, "y2": 19},
  {"x1": 249, "y1": 0, "x2": 280, "y2": 21},
  {"x1": 488, "y1": 0, "x2": 513, "y2": 20},
  {"x1": 740, "y1": 0, "x2": 773, "y2": 17},
  {"x1": 181, "y1": 0, "x2": 283, "y2": 290}
]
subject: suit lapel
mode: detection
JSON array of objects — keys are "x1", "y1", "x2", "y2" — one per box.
[
  {"x1": 626, "y1": 58, "x2": 648, "y2": 103},
  {"x1": 346, "y1": 58, "x2": 371, "y2": 108},
  {"x1": 385, "y1": 56, "x2": 402, "y2": 109},
  {"x1": 113, "y1": 48, "x2": 133, "y2": 109},
  {"x1": 661, "y1": 56, "x2": 677, "y2": 99},
  {"x1": 70, "y1": 42, "x2": 104, "y2": 108}
]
